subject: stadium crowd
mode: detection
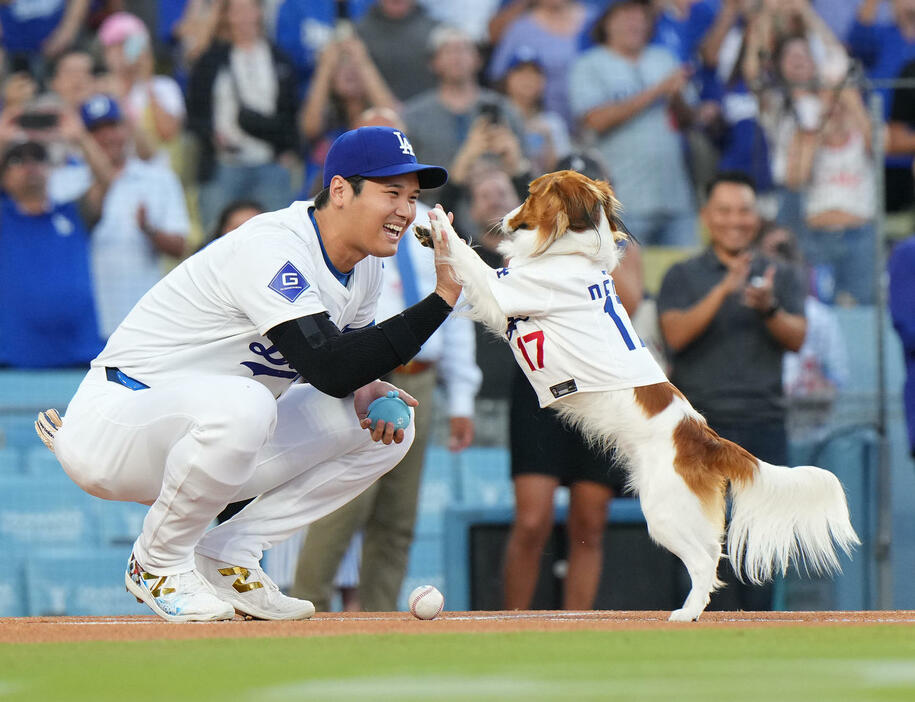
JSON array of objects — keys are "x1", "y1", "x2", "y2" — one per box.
[{"x1": 1, "y1": 0, "x2": 913, "y2": 611}]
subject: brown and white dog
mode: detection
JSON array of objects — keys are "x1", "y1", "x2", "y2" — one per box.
[{"x1": 425, "y1": 170, "x2": 858, "y2": 621}]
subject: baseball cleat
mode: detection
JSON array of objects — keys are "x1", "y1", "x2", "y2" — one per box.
[
  {"x1": 125, "y1": 552, "x2": 236, "y2": 623},
  {"x1": 195, "y1": 553, "x2": 316, "y2": 620},
  {"x1": 35, "y1": 409, "x2": 62, "y2": 453}
]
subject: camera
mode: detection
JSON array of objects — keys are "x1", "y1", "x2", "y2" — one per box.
[
  {"x1": 16, "y1": 111, "x2": 59, "y2": 130},
  {"x1": 478, "y1": 100, "x2": 503, "y2": 124}
]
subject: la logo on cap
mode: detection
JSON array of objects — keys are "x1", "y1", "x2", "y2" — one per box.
[{"x1": 394, "y1": 131, "x2": 414, "y2": 157}]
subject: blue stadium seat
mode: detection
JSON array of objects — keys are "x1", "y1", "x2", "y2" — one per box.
[
  {"x1": 0, "y1": 475, "x2": 100, "y2": 548},
  {"x1": 0, "y1": 563, "x2": 26, "y2": 616},
  {"x1": 96, "y1": 500, "x2": 147, "y2": 547},
  {"x1": 0, "y1": 413, "x2": 41, "y2": 451},
  {"x1": 23, "y1": 446, "x2": 65, "y2": 475},
  {"x1": 0, "y1": 369, "x2": 84, "y2": 412},
  {"x1": 0, "y1": 447, "x2": 22, "y2": 475},
  {"x1": 24, "y1": 548, "x2": 149, "y2": 616},
  {"x1": 455, "y1": 447, "x2": 513, "y2": 507}
]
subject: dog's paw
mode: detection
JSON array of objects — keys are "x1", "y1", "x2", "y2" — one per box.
[
  {"x1": 428, "y1": 208, "x2": 459, "y2": 245},
  {"x1": 668, "y1": 607, "x2": 701, "y2": 622},
  {"x1": 413, "y1": 224, "x2": 434, "y2": 248}
]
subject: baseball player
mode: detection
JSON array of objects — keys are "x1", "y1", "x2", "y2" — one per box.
[{"x1": 34, "y1": 126, "x2": 460, "y2": 622}]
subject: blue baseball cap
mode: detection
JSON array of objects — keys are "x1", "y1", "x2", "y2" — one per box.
[
  {"x1": 80, "y1": 94, "x2": 122, "y2": 130},
  {"x1": 323, "y1": 126, "x2": 448, "y2": 189},
  {"x1": 505, "y1": 46, "x2": 544, "y2": 74}
]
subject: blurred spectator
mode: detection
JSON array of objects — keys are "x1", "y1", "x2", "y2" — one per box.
[
  {"x1": 1, "y1": 71, "x2": 38, "y2": 113},
  {"x1": 652, "y1": 0, "x2": 718, "y2": 63},
  {"x1": 0, "y1": 0, "x2": 89, "y2": 78},
  {"x1": 293, "y1": 111, "x2": 481, "y2": 613},
  {"x1": 849, "y1": 0, "x2": 915, "y2": 213},
  {"x1": 419, "y1": 0, "x2": 502, "y2": 43},
  {"x1": 80, "y1": 94, "x2": 190, "y2": 338},
  {"x1": 0, "y1": 106, "x2": 111, "y2": 368},
  {"x1": 211, "y1": 197, "x2": 264, "y2": 240},
  {"x1": 48, "y1": 49, "x2": 96, "y2": 110},
  {"x1": 499, "y1": 48, "x2": 572, "y2": 174},
  {"x1": 187, "y1": 0, "x2": 297, "y2": 233},
  {"x1": 657, "y1": 172, "x2": 805, "y2": 609},
  {"x1": 465, "y1": 164, "x2": 522, "y2": 406},
  {"x1": 784, "y1": 85, "x2": 875, "y2": 305},
  {"x1": 403, "y1": 26, "x2": 527, "y2": 213},
  {"x1": 569, "y1": 0, "x2": 697, "y2": 246},
  {"x1": 96, "y1": 12, "x2": 187, "y2": 170},
  {"x1": 274, "y1": 0, "x2": 375, "y2": 93},
  {"x1": 355, "y1": 0, "x2": 439, "y2": 102},
  {"x1": 174, "y1": 0, "x2": 229, "y2": 65},
  {"x1": 757, "y1": 223, "x2": 848, "y2": 440},
  {"x1": 488, "y1": 0, "x2": 592, "y2": 128},
  {"x1": 888, "y1": 234, "x2": 915, "y2": 458},
  {"x1": 299, "y1": 31, "x2": 400, "y2": 195}
]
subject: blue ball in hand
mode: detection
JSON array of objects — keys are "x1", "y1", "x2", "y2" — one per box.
[{"x1": 367, "y1": 390, "x2": 412, "y2": 431}]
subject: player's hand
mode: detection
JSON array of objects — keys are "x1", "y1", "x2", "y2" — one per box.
[
  {"x1": 354, "y1": 380, "x2": 417, "y2": 445},
  {"x1": 429, "y1": 206, "x2": 463, "y2": 307},
  {"x1": 448, "y1": 416, "x2": 474, "y2": 452}
]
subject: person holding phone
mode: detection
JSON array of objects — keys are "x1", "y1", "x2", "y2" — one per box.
[{"x1": 97, "y1": 12, "x2": 186, "y2": 169}]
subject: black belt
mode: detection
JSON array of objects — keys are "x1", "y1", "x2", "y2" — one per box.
[{"x1": 105, "y1": 367, "x2": 149, "y2": 391}]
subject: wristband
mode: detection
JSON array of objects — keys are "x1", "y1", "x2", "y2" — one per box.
[{"x1": 762, "y1": 301, "x2": 780, "y2": 319}]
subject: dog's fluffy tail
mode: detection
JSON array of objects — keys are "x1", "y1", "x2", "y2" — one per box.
[{"x1": 727, "y1": 461, "x2": 860, "y2": 584}]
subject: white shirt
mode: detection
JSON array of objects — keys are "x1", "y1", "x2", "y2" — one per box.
[
  {"x1": 93, "y1": 201, "x2": 383, "y2": 398},
  {"x1": 486, "y1": 253, "x2": 667, "y2": 408},
  {"x1": 90, "y1": 158, "x2": 191, "y2": 337},
  {"x1": 213, "y1": 40, "x2": 278, "y2": 166},
  {"x1": 804, "y1": 130, "x2": 875, "y2": 221},
  {"x1": 375, "y1": 203, "x2": 482, "y2": 417}
]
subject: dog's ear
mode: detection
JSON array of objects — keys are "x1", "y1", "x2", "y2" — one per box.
[{"x1": 594, "y1": 179, "x2": 633, "y2": 245}]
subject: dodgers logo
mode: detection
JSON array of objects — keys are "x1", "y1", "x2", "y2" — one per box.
[
  {"x1": 268, "y1": 261, "x2": 309, "y2": 302},
  {"x1": 394, "y1": 131, "x2": 415, "y2": 156}
]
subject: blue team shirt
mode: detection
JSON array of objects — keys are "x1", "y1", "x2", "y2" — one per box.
[
  {"x1": 0, "y1": 195, "x2": 103, "y2": 367},
  {"x1": 0, "y1": 0, "x2": 65, "y2": 54}
]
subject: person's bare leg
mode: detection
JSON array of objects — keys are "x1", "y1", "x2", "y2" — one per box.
[
  {"x1": 502, "y1": 474, "x2": 559, "y2": 610},
  {"x1": 564, "y1": 481, "x2": 613, "y2": 610}
]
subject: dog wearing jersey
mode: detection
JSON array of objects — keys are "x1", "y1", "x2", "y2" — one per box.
[{"x1": 423, "y1": 170, "x2": 858, "y2": 622}]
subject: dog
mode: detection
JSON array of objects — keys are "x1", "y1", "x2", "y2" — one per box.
[{"x1": 424, "y1": 170, "x2": 859, "y2": 621}]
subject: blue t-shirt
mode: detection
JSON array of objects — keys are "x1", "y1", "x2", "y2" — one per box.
[
  {"x1": 0, "y1": 195, "x2": 103, "y2": 367},
  {"x1": 0, "y1": 0, "x2": 65, "y2": 54}
]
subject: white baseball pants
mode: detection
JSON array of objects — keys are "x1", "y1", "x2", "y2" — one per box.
[{"x1": 54, "y1": 367, "x2": 413, "y2": 575}]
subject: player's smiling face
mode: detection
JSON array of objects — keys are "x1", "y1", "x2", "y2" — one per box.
[{"x1": 350, "y1": 173, "x2": 420, "y2": 258}]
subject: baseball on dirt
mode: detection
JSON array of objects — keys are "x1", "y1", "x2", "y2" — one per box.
[{"x1": 408, "y1": 585, "x2": 444, "y2": 620}]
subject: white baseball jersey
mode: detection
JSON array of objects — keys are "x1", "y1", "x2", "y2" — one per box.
[
  {"x1": 93, "y1": 201, "x2": 383, "y2": 398},
  {"x1": 488, "y1": 253, "x2": 667, "y2": 407}
]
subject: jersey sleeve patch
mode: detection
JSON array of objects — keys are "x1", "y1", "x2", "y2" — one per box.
[{"x1": 268, "y1": 261, "x2": 310, "y2": 302}]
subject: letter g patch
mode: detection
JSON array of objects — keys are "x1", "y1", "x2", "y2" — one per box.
[{"x1": 268, "y1": 261, "x2": 309, "y2": 302}]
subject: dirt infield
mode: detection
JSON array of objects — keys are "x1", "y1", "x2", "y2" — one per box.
[{"x1": 2, "y1": 610, "x2": 913, "y2": 643}]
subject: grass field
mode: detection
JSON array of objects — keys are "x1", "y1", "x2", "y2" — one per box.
[{"x1": 1, "y1": 625, "x2": 914, "y2": 702}]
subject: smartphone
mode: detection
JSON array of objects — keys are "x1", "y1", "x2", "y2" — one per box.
[
  {"x1": 123, "y1": 32, "x2": 148, "y2": 65},
  {"x1": 17, "y1": 112, "x2": 59, "y2": 130},
  {"x1": 479, "y1": 100, "x2": 503, "y2": 124}
]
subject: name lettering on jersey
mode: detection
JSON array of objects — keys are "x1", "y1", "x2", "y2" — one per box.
[
  {"x1": 240, "y1": 342, "x2": 298, "y2": 379},
  {"x1": 505, "y1": 315, "x2": 529, "y2": 341},
  {"x1": 587, "y1": 274, "x2": 644, "y2": 351},
  {"x1": 496, "y1": 267, "x2": 510, "y2": 279},
  {"x1": 268, "y1": 261, "x2": 309, "y2": 302},
  {"x1": 394, "y1": 130, "x2": 415, "y2": 156}
]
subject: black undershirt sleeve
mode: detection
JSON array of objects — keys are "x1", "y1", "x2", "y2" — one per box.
[{"x1": 265, "y1": 293, "x2": 453, "y2": 398}]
